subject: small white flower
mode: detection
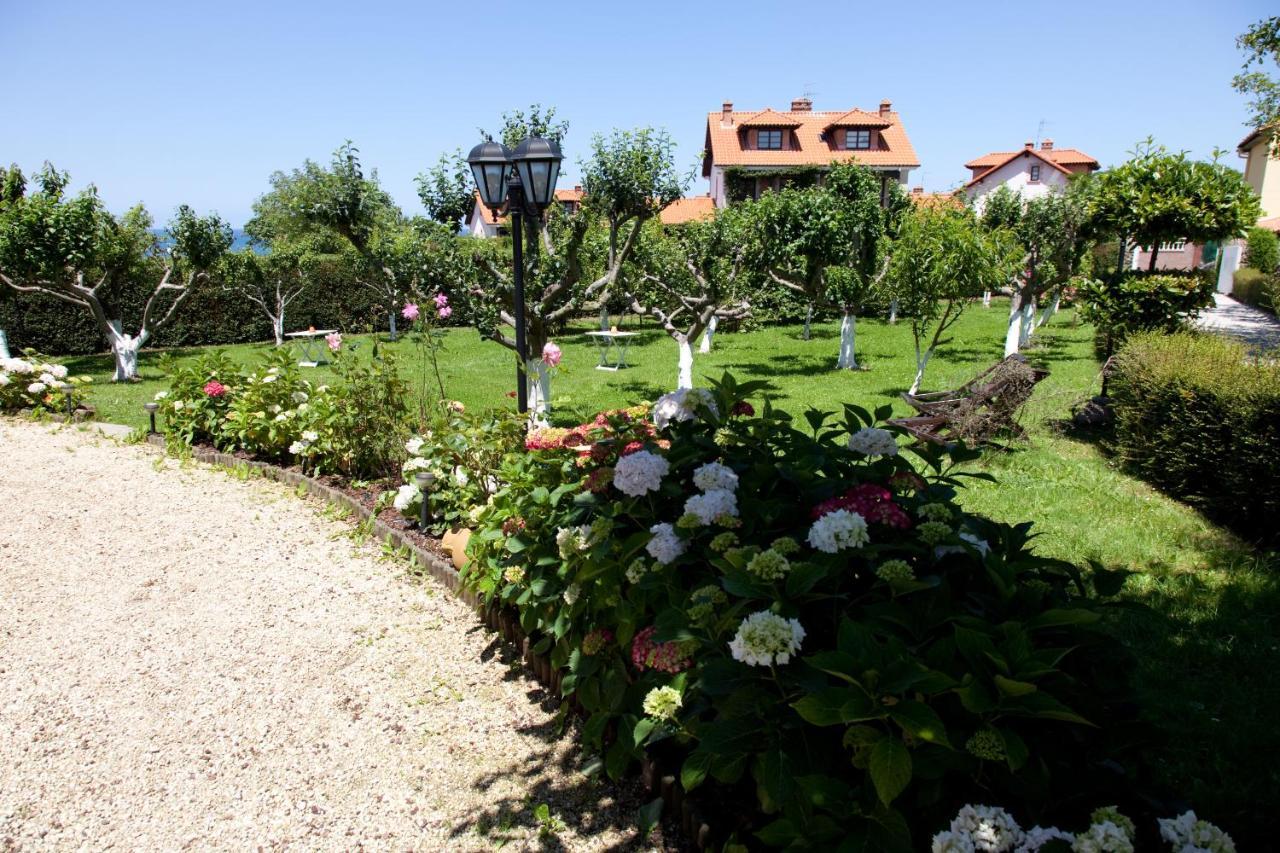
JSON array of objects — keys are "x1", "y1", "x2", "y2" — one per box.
[
  {"x1": 291, "y1": 391, "x2": 309, "y2": 404},
  {"x1": 288, "y1": 440, "x2": 309, "y2": 455},
  {"x1": 48, "y1": 364, "x2": 68, "y2": 379},
  {"x1": 934, "y1": 830, "x2": 977, "y2": 853},
  {"x1": 403, "y1": 457, "x2": 431, "y2": 475},
  {"x1": 642, "y1": 686, "x2": 682, "y2": 721},
  {"x1": 27, "y1": 382, "x2": 46, "y2": 394},
  {"x1": 392, "y1": 483, "x2": 421, "y2": 512},
  {"x1": 848, "y1": 426, "x2": 899, "y2": 458},
  {"x1": 652, "y1": 387, "x2": 719, "y2": 430},
  {"x1": 645, "y1": 522, "x2": 686, "y2": 565},
  {"x1": 728, "y1": 610, "x2": 805, "y2": 666},
  {"x1": 405, "y1": 437, "x2": 425, "y2": 456},
  {"x1": 562, "y1": 583, "x2": 582, "y2": 605},
  {"x1": 692, "y1": 461, "x2": 738, "y2": 493},
  {"x1": 172, "y1": 400, "x2": 185, "y2": 411},
  {"x1": 453, "y1": 465, "x2": 469, "y2": 487},
  {"x1": 614, "y1": 450, "x2": 669, "y2": 497},
  {"x1": 807, "y1": 509, "x2": 870, "y2": 553},
  {"x1": 38, "y1": 372, "x2": 55, "y2": 385},
  {"x1": 1071, "y1": 822, "x2": 1132, "y2": 853},
  {"x1": 683, "y1": 489, "x2": 738, "y2": 526},
  {"x1": 154, "y1": 391, "x2": 169, "y2": 400},
  {"x1": 274, "y1": 413, "x2": 288, "y2": 422},
  {"x1": 301, "y1": 430, "x2": 319, "y2": 442},
  {"x1": 262, "y1": 373, "x2": 278, "y2": 383},
  {"x1": 949, "y1": 805, "x2": 1024, "y2": 853}
]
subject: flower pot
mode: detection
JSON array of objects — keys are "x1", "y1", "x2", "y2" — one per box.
[{"x1": 440, "y1": 526, "x2": 472, "y2": 570}]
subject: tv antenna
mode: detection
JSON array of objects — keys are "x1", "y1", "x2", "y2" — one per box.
[{"x1": 1035, "y1": 118, "x2": 1051, "y2": 145}]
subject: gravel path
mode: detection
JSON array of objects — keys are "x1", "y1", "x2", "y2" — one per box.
[
  {"x1": 0, "y1": 420, "x2": 655, "y2": 851},
  {"x1": 1197, "y1": 292, "x2": 1280, "y2": 351}
]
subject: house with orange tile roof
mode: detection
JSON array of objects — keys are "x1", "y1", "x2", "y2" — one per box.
[
  {"x1": 466, "y1": 186, "x2": 585, "y2": 237},
  {"x1": 702, "y1": 97, "x2": 920, "y2": 208},
  {"x1": 962, "y1": 140, "x2": 1099, "y2": 210},
  {"x1": 1238, "y1": 126, "x2": 1280, "y2": 229}
]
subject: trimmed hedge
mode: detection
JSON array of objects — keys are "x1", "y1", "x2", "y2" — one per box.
[
  {"x1": 1232, "y1": 267, "x2": 1277, "y2": 313},
  {"x1": 1110, "y1": 331, "x2": 1280, "y2": 544}
]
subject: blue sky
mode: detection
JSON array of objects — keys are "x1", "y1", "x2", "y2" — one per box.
[{"x1": 2, "y1": 0, "x2": 1273, "y2": 227}]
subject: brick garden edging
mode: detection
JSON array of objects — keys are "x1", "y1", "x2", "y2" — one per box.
[{"x1": 145, "y1": 435, "x2": 718, "y2": 849}]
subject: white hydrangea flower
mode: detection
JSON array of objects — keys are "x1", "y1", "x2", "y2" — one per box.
[
  {"x1": 949, "y1": 805, "x2": 1024, "y2": 853},
  {"x1": 0, "y1": 374, "x2": 9, "y2": 386},
  {"x1": 48, "y1": 364, "x2": 68, "y2": 379},
  {"x1": 301, "y1": 430, "x2": 319, "y2": 442},
  {"x1": 847, "y1": 426, "x2": 899, "y2": 458},
  {"x1": 38, "y1": 372, "x2": 55, "y2": 384},
  {"x1": 1017, "y1": 826, "x2": 1076, "y2": 853},
  {"x1": 614, "y1": 450, "x2": 670, "y2": 497},
  {"x1": 453, "y1": 465, "x2": 469, "y2": 487},
  {"x1": 729, "y1": 611, "x2": 805, "y2": 666},
  {"x1": 1158, "y1": 812, "x2": 1236, "y2": 853},
  {"x1": 403, "y1": 457, "x2": 431, "y2": 475},
  {"x1": 27, "y1": 382, "x2": 46, "y2": 394},
  {"x1": 692, "y1": 461, "x2": 739, "y2": 493},
  {"x1": 405, "y1": 436, "x2": 425, "y2": 456},
  {"x1": 645, "y1": 522, "x2": 686, "y2": 565},
  {"x1": 683, "y1": 489, "x2": 738, "y2": 526},
  {"x1": 934, "y1": 831, "x2": 978, "y2": 853},
  {"x1": 291, "y1": 390, "x2": 309, "y2": 404},
  {"x1": 262, "y1": 373, "x2": 277, "y2": 383},
  {"x1": 936, "y1": 531, "x2": 993, "y2": 559},
  {"x1": 807, "y1": 509, "x2": 870, "y2": 553},
  {"x1": 2, "y1": 358, "x2": 34, "y2": 374},
  {"x1": 392, "y1": 483, "x2": 421, "y2": 512},
  {"x1": 274, "y1": 413, "x2": 288, "y2": 422},
  {"x1": 154, "y1": 391, "x2": 168, "y2": 400},
  {"x1": 288, "y1": 440, "x2": 308, "y2": 455},
  {"x1": 555, "y1": 525, "x2": 592, "y2": 559},
  {"x1": 652, "y1": 387, "x2": 719, "y2": 430},
  {"x1": 172, "y1": 400, "x2": 184, "y2": 411},
  {"x1": 642, "y1": 685, "x2": 682, "y2": 721},
  {"x1": 562, "y1": 583, "x2": 582, "y2": 605},
  {"x1": 1071, "y1": 822, "x2": 1133, "y2": 853}
]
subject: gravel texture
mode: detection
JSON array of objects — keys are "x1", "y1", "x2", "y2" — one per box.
[
  {"x1": 1197, "y1": 292, "x2": 1280, "y2": 352},
  {"x1": 0, "y1": 420, "x2": 656, "y2": 851}
]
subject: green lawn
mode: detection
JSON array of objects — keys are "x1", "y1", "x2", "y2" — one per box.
[{"x1": 66, "y1": 300, "x2": 1276, "y2": 841}]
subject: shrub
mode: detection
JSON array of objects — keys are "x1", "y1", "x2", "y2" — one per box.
[
  {"x1": 0, "y1": 352, "x2": 90, "y2": 412},
  {"x1": 1245, "y1": 226, "x2": 1279, "y2": 274},
  {"x1": 1231, "y1": 267, "x2": 1278, "y2": 313},
  {"x1": 157, "y1": 351, "x2": 240, "y2": 447},
  {"x1": 1078, "y1": 272, "x2": 1216, "y2": 358},
  {"x1": 1109, "y1": 332, "x2": 1280, "y2": 544},
  {"x1": 454, "y1": 377, "x2": 1144, "y2": 849}
]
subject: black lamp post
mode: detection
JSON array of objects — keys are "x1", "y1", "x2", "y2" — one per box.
[
  {"x1": 143, "y1": 401, "x2": 159, "y2": 434},
  {"x1": 467, "y1": 135, "x2": 563, "y2": 415}
]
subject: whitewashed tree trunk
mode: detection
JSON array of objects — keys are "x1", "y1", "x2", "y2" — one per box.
[
  {"x1": 525, "y1": 358, "x2": 551, "y2": 426},
  {"x1": 699, "y1": 315, "x2": 717, "y2": 353},
  {"x1": 836, "y1": 312, "x2": 859, "y2": 369},
  {"x1": 1037, "y1": 291, "x2": 1061, "y2": 329},
  {"x1": 271, "y1": 314, "x2": 285, "y2": 347},
  {"x1": 909, "y1": 347, "x2": 934, "y2": 395},
  {"x1": 0, "y1": 329, "x2": 9, "y2": 359},
  {"x1": 983, "y1": 291, "x2": 992, "y2": 308},
  {"x1": 677, "y1": 337, "x2": 694, "y2": 390},
  {"x1": 599, "y1": 305, "x2": 610, "y2": 331},
  {"x1": 109, "y1": 320, "x2": 145, "y2": 382},
  {"x1": 1019, "y1": 297, "x2": 1036, "y2": 346},
  {"x1": 1004, "y1": 296, "x2": 1023, "y2": 357},
  {"x1": 802, "y1": 304, "x2": 813, "y2": 340},
  {"x1": 388, "y1": 311, "x2": 398, "y2": 342},
  {"x1": 888, "y1": 299, "x2": 898, "y2": 324}
]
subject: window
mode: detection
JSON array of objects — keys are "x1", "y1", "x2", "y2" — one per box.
[
  {"x1": 1159, "y1": 240, "x2": 1187, "y2": 252},
  {"x1": 845, "y1": 129, "x2": 870, "y2": 150},
  {"x1": 756, "y1": 129, "x2": 782, "y2": 150},
  {"x1": 1029, "y1": 164, "x2": 1041, "y2": 182}
]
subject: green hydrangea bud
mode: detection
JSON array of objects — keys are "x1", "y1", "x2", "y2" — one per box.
[
  {"x1": 770, "y1": 537, "x2": 800, "y2": 555},
  {"x1": 917, "y1": 502, "x2": 953, "y2": 522},
  {"x1": 876, "y1": 559, "x2": 915, "y2": 585},
  {"x1": 746, "y1": 549, "x2": 791, "y2": 581},
  {"x1": 918, "y1": 521, "x2": 953, "y2": 545},
  {"x1": 965, "y1": 729, "x2": 1006, "y2": 761}
]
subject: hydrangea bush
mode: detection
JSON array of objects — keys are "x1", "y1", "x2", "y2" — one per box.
[
  {"x1": 0, "y1": 354, "x2": 90, "y2": 413},
  {"x1": 461, "y1": 374, "x2": 1143, "y2": 849}
]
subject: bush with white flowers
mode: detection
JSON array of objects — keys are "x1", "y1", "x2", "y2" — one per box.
[
  {"x1": 933, "y1": 803, "x2": 1234, "y2": 853},
  {"x1": 0, "y1": 354, "x2": 90, "y2": 413},
  {"x1": 463, "y1": 373, "x2": 1150, "y2": 850}
]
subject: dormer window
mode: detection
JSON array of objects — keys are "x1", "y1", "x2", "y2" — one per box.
[
  {"x1": 845, "y1": 129, "x2": 871, "y2": 150},
  {"x1": 757, "y1": 129, "x2": 782, "y2": 150},
  {"x1": 1029, "y1": 164, "x2": 1041, "y2": 182}
]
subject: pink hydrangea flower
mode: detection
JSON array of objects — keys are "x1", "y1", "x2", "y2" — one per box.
[
  {"x1": 203, "y1": 380, "x2": 227, "y2": 398},
  {"x1": 401, "y1": 302, "x2": 420, "y2": 321},
  {"x1": 437, "y1": 305, "x2": 453, "y2": 319},
  {"x1": 812, "y1": 483, "x2": 912, "y2": 529},
  {"x1": 542, "y1": 342, "x2": 562, "y2": 367},
  {"x1": 630, "y1": 626, "x2": 691, "y2": 673},
  {"x1": 434, "y1": 292, "x2": 449, "y2": 308},
  {"x1": 325, "y1": 332, "x2": 342, "y2": 352}
]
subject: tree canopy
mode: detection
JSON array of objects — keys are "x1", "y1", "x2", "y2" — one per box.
[{"x1": 1234, "y1": 16, "x2": 1280, "y2": 154}]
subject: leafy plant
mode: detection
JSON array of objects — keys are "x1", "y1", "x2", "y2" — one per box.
[
  {"x1": 1078, "y1": 272, "x2": 1215, "y2": 359},
  {"x1": 1245, "y1": 226, "x2": 1279, "y2": 274}
]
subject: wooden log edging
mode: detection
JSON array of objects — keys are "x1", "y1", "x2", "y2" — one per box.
[{"x1": 144, "y1": 435, "x2": 717, "y2": 849}]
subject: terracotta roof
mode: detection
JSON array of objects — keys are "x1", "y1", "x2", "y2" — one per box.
[
  {"x1": 471, "y1": 186, "x2": 584, "y2": 222},
  {"x1": 910, "y1": 189, "x2": 964, "y2": 209},
  {"x1": 704, "y1": 106, "x2": 920, "y2": 171},
  {"x1": 964, "y1": 148, "x2": 1086, "y2": 189},
  {"x1": 1258, "y1": 215, "x2": 1280, "y2": 232},
  {"x1": 659, "y1": 196, "x2": 716, "y2": 225},
  {"x1": 964, "y1": 147, "x2": 1099, "y2": 169},
  {"x1": 738, "y1": 108, "x2": 804, "y2": 128},
  {"x1": 824, "y1": 109, "x2": 891, "y2": 129}
]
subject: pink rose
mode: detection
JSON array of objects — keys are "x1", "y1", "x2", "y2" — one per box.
[
  {"x1": 433, "y1": 292, "x2": 449, "y2": 308},
  {"x1": 401, "y1": 302, "x2": 420, "y2": 321},
  {"x1": 542, "y1": 342, "x2": 562, "y2": 367},
  {"x1": 437, "y1": 305, "x2": 453, "y2": 319},
  {"x1": 325, "y1": 332, "x2": 342, "y2": 352}
]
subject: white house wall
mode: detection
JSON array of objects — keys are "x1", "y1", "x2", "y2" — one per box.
[{"x1": 966, "y1": 157, "x2": 1068, "y2": 213}]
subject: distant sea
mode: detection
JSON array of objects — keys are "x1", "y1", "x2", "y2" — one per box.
[{"x1": 152, "y1": 228, "x2": 264, "y2": 254}]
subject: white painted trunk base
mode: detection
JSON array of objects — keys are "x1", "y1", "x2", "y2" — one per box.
[
  {"x1": 909, "y1": 347, "x2": 934, "y2": 395},
  {"x1": 1037, "y1": 293, "x2": 1061, "y2": 329},
  {"x1": 888, "y1": 300, "x2": 898, "y2": 325},
  {"x1": 108, "y1": 320, "x2": 144, "y2": 382},
  {"x1": 1019, "y1": 299, "x2": 1036, "y2": 346},
  {"x1": 677, "y1": 339, "x2": 694, "y2": 390},
  {"x1": 388, "y1": 312, "x2": 398, "y2": 342},
  {"x1": 525, "y1": 359, "x2": 551, "y2": 427},
  {"x1": 836, "y1": 313, "x2": 858, "y2": 369},
  {"x1": 1004, "y1": 300, "x2": 1022, "y2": 356},
  {"x1": 599, "y1": 306, "x2": 610, "y2": 331},
  {"x1": 983, "y1": 291, "x2": 991, "y2": 308},
  {"x1": 802, "y1": 305, "x2": 813, "y2": 341},
  {"x1": 0, "y1": 329, "x2": 9, "y2": 359},
  {"x1": 272, "y1": 315, "x2": 285, "y2": 347},
  {"x1": 699, "y1": 316, "x2": 717, "y2": 354}
]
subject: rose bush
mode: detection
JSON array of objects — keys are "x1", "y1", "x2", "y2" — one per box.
[{"x1": 458, "y1": 374, "x2": 1145, "y2": 850}]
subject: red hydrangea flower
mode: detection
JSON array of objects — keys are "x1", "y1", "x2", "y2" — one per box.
[
  {"x1": 501, "y1": 516, "x2": 527, "y2": 536},
  {"x1": 812, "y1": 483, "x2": 912, "y2": 529},
  {"x1": 889, "y1": 471, "x2": 928, "y2": 494},
  {"x1": 732, "y1": 401, "x2": 755, "y2": 416},
  {"x1": 631, "y1": 626, "x2": 691, "y2": 673},
  {"x1": 583, "y1": 467, "x2": 614, "y2": 493},
  {"x1": 203, "y1": 380, "x2": 227, "y2": 398},
  {"x1": 582, "y1": 628, "x2": 614, "y2": 656}
]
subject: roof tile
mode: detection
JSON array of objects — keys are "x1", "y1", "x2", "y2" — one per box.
[{"x1": 705, "y1": 107, "x2": 919, "y2": 170}]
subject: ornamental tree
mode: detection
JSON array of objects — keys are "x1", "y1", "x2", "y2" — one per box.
[
  {"x1": 754, "y1": 162, "x2": 907, "y2": 369},
  {"x1": 887, "y1": 205, "x2": 1015, "y2": 394},
  {"x1": 1087, "y1": 140, "x2": 1261, "y2": 270},
  {"x1": 627, "y1": 208, "x2": 753, "y2": 389},
  {"x1": 221, "y1": 238, "x2": 337, "y2": 346},
  {"x1": 465, "y1": 111, "x2": 686, "y2": 418},
  {"x1": 0, "y1": 165, "x2": 231, "y2": 380}
]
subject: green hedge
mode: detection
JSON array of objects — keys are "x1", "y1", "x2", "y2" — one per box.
[
  {"x1": 1110, "y1": 331, "x2": 1280, "y2": 544},
  {"x1": 1232, "y1": 267, "x2": 1277, "y2": 313}
]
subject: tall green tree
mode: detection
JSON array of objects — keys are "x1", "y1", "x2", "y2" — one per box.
[
  {"x1": 0, "y1": 165, "x2": 230, "y2": 380},
  {"x1": 1233, "y1": 16, "x2": 1280, "y2": 154},
  {"x1": 887, "y1": 205, "x2": 1013, "y2": 393},
  {"x1": 416, "y1": 149, "x2": 474, "y2": 230}
]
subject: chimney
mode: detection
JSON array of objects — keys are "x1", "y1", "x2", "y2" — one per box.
[
  {"x1": 721, "y1": 101, "x2": 734, "y2": 127},
  {"x1": 911, "y1": 186, "x2": 924, "y2": 195},
  {"x1": 573, "y1": 184, "x2": 582, "y2": 192},
  {"x1": 1024, "y1": 140, "x2": 1034, "y2": 150},
  {"x1": 879, "y1": 99, "x2": 892, "y2": 116},
  {"x1": 1040, "y1": 138, "x2": 1054, "y2": 151},
  {"x1": 790, "y1": 97, "x2": 812, "y2": 112}
]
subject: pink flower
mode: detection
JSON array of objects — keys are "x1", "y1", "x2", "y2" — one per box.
[
  {"x1": 631, "y1": 626, "x2": 690, "y2": 673},
  {"x1": 325, "y1": 332, "x2": 342, "y2": 352},
  {"x1": 812, "y1": 483, "x2": 912, "y2": 529},
  {"x1": 437, "y1": 305, "x2": 453, "y2": 319},
  {"x1": 434, "y1": 292, "x2": 449, "y2": 308},
  {"x1": 732, "y1": 401, "x2": 755, "y2": 416},
  {"x1": 542, "y1": 342, "x2": 562, "y2": 367},
  {"x1": 401, "y1": 302, "x2": 420, "y2": 321},
  {"x1": 582, "y1": 629, "x2": 614, "y2": 656},
  {"x1": 203, "y1": 380, "x2": 227, "y2": 398}
]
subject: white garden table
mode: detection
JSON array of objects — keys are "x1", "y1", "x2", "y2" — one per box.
[
  {"x1": 585, "y1": 330, "x2": 638, "y2": 371},
  {"x1": 285, "y1": 329, "x2": 337, "y2": 367}
]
